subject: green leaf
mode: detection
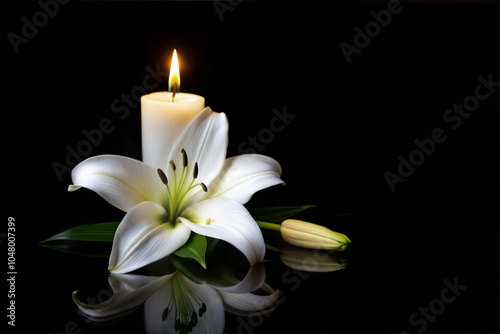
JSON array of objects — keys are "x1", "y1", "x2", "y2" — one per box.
[
  {"x1": 40, "y1": 240, "x2": 113, "y2": 258},
  {"x1": 40, "y1": 222, "x2": 119, "y2": 257},
  {"x1": 169, "y1": 254, "x2": 206, "y2": 284},
  {"x1": 174, "y1": 233, "x2": 207, "y2": 269},
  {"x1": 249, "y1": 205, "x2": 317, "y2": 224},
  {"x1": 40, "y1": 222, "x2": 120, "y2": 244},
  {"x1": 205, "y1": 262, "x2": 241, "y2": 287}
]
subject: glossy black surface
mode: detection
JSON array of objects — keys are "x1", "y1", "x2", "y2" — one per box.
[{"x1": 2, "y1": 1, "x2": 498, "y2": 333}]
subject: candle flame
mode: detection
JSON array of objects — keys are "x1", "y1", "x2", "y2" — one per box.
[{"x1": 168, "y1": 49, "x2": 180, "y2": 93}]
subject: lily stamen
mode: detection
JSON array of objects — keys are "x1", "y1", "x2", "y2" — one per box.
[
  {"x1": 163, "y1": 274, "x2": 207, "y2": 333},
  {"x1": 160, "y1": 150, "x2": 210, "y2": 224}
]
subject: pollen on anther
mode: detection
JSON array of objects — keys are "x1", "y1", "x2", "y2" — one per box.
[
  {"x1": 169, "y1": 160, "x2": 176, "y2": 171},
  {"x1": 157, "y1": 168, "x2": 168, "y2": 185},
  {"x1": 181, "y1": 148, "x2": 188, "y2": 168},
  {"x1": 205, "y1": 218, "x2": 211, "y2": 225},
  {"x1": 162, "y1": 307, "x2": 169, "y2": 321},
  {"x1": 193, "y1": 162, "x2": 199, "y2": 179}
]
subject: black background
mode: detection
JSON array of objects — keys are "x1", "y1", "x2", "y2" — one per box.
[{"x1": 1, "y1": 1, "x2": 499, "y2": 333}]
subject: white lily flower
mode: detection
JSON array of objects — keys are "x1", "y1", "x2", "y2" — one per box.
[{"x1": 68, "y1": 107, "x2": 284, "y2": 273}]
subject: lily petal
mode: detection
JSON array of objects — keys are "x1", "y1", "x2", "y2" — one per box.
[
  {"x1": 68, "y1": 155, "x2": 168, "y2": 212},
  {"x1": 210, "y1": 263, "x2": 266, "y2": 294},
  {"x1": 168, "y1": 107, "x2": 228, "y2": 192},
  {"x1": 109, "y1": 201, "x2": 191, "y2": 274},
  {"x1": 218, "y1": 288, "x2": 279, "y2": 316},
  {"x1": 204, "y1": 154, "x2": 285, "y2": 204},
  {"x1": 73, "y1": 273, "x2": 172, "y2": 322},
  {"x1": 179, "y1": 198, "x2": 265, "y2": 265}
]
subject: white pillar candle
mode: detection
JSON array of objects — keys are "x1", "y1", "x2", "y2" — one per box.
[
  {"x1": 141, "y1": 50, "x2": 205, "y2": 169},
  {"x1": 141, "y1": 92, "x2": 205, "y2": 169}
]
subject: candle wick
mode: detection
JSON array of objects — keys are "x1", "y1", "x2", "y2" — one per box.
[{"x1": 172, "y1": 83, "x2": 177, "y2": 102}]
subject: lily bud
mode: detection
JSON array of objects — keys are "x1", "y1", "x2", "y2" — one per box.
[{"x1": 280, "y1": 219, "x2": 351, "y2": 250}]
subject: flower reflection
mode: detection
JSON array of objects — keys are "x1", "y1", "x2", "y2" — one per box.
[
  {"x1": 280, "y1": 246, "x2": 348, "y2": 272},
  {"x1": 145, "y1": 271, "x2": 224, "y2": 333},
  {"x1": 73, "y1": 263, "x2": 278, "y2": 334}
]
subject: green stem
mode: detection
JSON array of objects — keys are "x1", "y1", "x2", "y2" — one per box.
[
  {"x1": 265, "y1": 243, "x2": 282, "y2": 253},
  {"x1": 256, "y1": 221, "x2": 282, "y2": 232}
]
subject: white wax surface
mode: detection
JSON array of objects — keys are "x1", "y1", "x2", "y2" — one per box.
[{"x1": 141, "y1": 92, "x2": 205, "y2": 170}]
